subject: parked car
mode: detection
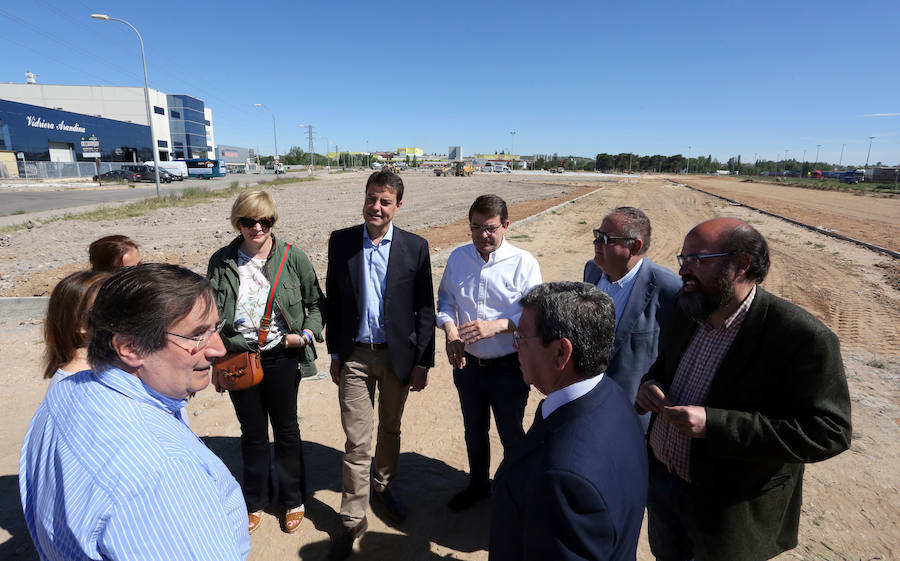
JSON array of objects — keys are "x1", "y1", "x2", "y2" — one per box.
[
  {"x1": 93, "y1": 169, "x2": 140, "y2": 182},
  {"x1": 121, "y1": 164, "x2": 171, "y2": 183},
  {"x1": 493, "y1": 165, "x2": 511, "y2": 173}
]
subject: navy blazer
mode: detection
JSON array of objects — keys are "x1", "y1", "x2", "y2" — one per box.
[
  {"x1": 584, "y1": 258, "x2": 681, "y2": 431},
  {"x1": 490, "y1": 377, "x2": 648, "y2": 561},
  {"x1": 325, "y1": 224, "x2": 435, "y2": 383}
]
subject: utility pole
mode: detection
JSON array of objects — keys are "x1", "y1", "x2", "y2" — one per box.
[
  {"x1": 509, "y1": 130, "x2": 516, "y2": 170},
  {"x1": 814, "y1": 144, "x2": 821, "y2": 169},
  {"x1": 298, "y1": 124, "x2": 314, "y2": 173},
  {"x1": 865, "y1": 136, "x2": 875, "y2": 170},
  {"x1": 687, "y1": 146, "x2": 691, "y2": 174},
  {"x1": 839, "y1": 144, "x2": 846, "y2": 167},
  {"x1": 801, "y1": 149, "x2": 807, "y2": 177}
]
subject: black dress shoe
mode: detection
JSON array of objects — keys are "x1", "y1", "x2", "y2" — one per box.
[
  {"x1": 372, "y1": 486, "x2": 407, "y2": 523},
  {"x1": 447, "y1": 484, "x2": 491, "y2": 511},
  {"x1": 328, "y1": 516, "x2": 367, "y2": 561}
]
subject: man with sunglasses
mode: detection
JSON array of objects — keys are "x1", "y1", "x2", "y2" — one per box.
[
  {"x1": 634, "y1": 218, "x2": 851, "y2": 561},
  {"x1": 583, "y1": 206, "x2": 681, "y2": 432},
  {"x1": 437, "y1": 194, "x2": 542, "y2": 511},
  {"x1": 20, "y1": 264, "x2": 250, "y2": 561}
]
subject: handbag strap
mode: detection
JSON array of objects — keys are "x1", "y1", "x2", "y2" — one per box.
[{"x1": 258, "y1": 243, "x2": 292, "y2": 347}]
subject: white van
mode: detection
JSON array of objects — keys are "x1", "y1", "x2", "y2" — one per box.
[{"x1": 145, "y1": 160, "x2": 188, "y2": 180}]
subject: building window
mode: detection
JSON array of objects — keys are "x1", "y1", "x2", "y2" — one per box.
[
  {"x1": 153, "y1": 106, "x2": 165, "y2": 115},
  {"x1": 157, "y1": 140, "x2": 168, "y2": 148},
  {"x1": 204, "y1": 120, "x2": 210, "y2": 126},
  {"x1": 171, "y1": 111, "x2": 181, "y2": 119}
]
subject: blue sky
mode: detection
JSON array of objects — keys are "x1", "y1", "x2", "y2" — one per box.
[{"x1": 2, "y1": 0, "x2": 898, "y2": 166}]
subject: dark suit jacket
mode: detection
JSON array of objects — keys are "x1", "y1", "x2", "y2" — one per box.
[
  {"x1": 584, "y1": 258, "x2": 681, "y2": 431},
  {"x1": 325, "y1": 224, "x2": 435, "y2": 383},
  {"x1": 643, "y1": 287, "x2": 852, "y2": 560},
  {"x1": 490, "y1": 377, "x2": 648, "y2": 561}
]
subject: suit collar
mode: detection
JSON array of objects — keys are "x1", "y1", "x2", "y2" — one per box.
[
  {"x1": 505, "y1": 377, "x2": 614, "y2": 465},
  {"x1": 613, "y1": 258, "x2": 655, "y2": 353}
]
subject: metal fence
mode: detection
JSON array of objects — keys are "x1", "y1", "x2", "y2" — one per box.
[{"x1": 15, "y1": 161, "x2": 128, "y2": 180}]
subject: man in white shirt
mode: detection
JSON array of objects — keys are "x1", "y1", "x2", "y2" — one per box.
[{"x1": 437, "y1": 194, "x2": 542, "y2": 511}]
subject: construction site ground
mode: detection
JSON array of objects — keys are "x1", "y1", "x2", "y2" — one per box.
[{"x1": 0, "y1": 171, "x2": 897, "y2": 560}]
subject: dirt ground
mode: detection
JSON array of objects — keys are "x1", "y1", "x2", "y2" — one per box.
[{"x1": 0, "y1": 172, "x2": 897, "y2": 560}]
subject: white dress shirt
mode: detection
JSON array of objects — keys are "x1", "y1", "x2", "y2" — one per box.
[
  {"x1": 437, "y1": 239, "x2": 542, "y2": 358},
  {"x1": 542, "y1": 374, "x2": 604, "y2": 418}
]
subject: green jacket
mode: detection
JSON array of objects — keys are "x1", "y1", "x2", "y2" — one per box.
[{"x1": 207, "y1": 235, "x2": 325, "y2": 376}]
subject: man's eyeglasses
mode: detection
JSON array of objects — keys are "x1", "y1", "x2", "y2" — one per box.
[
  {"x1": 512, "y1": 331, "x2": 541, "y2": 349},
  {"x1": 593, "y1": 229, "x2": 634, "y2": 245},
  {"x1": 167, "y1": 319, "x2": 226, "y2": 352},
  {"x1": 470, "y1": 224, "x2": 503, "y2": 234},
  {"x1": 238, "y1": 216, "x2": 275, "y2": 229},
  {"x1": 676, "y1": 251, "x2": 736, "y2": 268}
]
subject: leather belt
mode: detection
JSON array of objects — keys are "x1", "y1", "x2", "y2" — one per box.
[
  {"x1": 355, "y1": 341, "x2": 388, "y2": 350},
  {"x1": 464, "y1": 352, "x2": 517, "y2": 368}
]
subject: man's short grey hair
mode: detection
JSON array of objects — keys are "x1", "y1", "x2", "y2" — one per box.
[
  {"x1": 608, "y1": 206, "x2": 651, "y2": 254},
  {"x1": 88, "y1": 263, "x2": 215, "y2": 371},
  {"x1": 519, "y1": 281, "x2": 615, "y2": 378}
]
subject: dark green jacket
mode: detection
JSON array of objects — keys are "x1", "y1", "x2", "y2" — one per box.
[
  {"x1": 643, "y1": 287, "x2": 851, "y2": 560},
  {"x1": 207, "y1": 235, "x2": 325, "y2": 377}
]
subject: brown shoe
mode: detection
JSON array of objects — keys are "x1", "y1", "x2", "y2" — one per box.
[
  {"x1": 283, "y1": 506, "x2": 305, "y2": 534},
  {"x1": 328, "y1": 516, "x2": 368, "y2": 561},
  {"x1": 248, "y1": 511, "x2": 263, "y2": 535}
]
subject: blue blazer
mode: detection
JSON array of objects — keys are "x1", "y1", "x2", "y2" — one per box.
[
  {"x1": 584, "y1": 258, "x2": 681, "y2": 431},
  {"x1": 489, "y1": 376, "x2": 648, "y2": 561},
  {"x1": 325, "y1": 224, "x2": 435, "y2": 383}
]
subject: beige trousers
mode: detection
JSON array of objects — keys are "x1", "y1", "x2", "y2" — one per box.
[{"x1": 338, "y1": 346, "x2": 410, "y2": 527}]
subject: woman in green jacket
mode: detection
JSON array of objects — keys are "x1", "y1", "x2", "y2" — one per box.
[{"x1": 207, "y1": 189, "x2": 325, "y2": 535}]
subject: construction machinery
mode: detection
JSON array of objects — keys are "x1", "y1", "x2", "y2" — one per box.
[
  {"x1": 453, "y1": 162, "x2": 474, "y2": 176},
  {"x1": 434, "y1": 165, "x2": 452, "y2": 176}
]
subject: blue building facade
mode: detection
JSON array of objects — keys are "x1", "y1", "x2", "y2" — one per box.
[
  {"x1": 166, "y1": 94, "x2": 211, "y2": 160},
  {"x1": 0, "y1": 98, "x2": 153, "y2": 162}
]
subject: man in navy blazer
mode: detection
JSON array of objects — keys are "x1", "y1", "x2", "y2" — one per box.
[
  {"x1": 584, "y1": 206, "x2": 680, "y2": 431},
  {"x1": 490, "y1": 281, "x2": 647, "y2": 561},
  {"x1": 326, "y1": 171, "x2": 435, "y2": 560}
]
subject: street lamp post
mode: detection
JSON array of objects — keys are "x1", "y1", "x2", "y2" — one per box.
[
  {"x1": 839, "y1": 143, "x2": 846, "y2": 167},
  {"x1": 687, "y1": 146, "x2": 691, "y2": 174},
  {"x1": 814, "y1": 144, "x2": 821, "y2": 169},
  {"x1": 91, "y1": 14, "x2": 161, "y2": 197},
  {"x1": 318, "y1": 136, "x2": 330, "y2": 168},
  {"x1": 509, "y1": 130, "x2": 516, "y2": 170},
  {"x1": 254, "y1": 104, "x2": 278, "y2": 167}
]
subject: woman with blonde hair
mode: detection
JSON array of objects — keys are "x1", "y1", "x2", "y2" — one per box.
[
  {"x1": 43, "y1": 270, "x2": 110, "y2": 387},
  {"x1": 207, "y1": 189, "x2": 325, "y2": 535}
]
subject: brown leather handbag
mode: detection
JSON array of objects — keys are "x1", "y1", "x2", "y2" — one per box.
[{"x1": 213, "y1": 244, "x2": 291, "y2": 392}]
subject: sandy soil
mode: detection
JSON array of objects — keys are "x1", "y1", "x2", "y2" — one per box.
[{"x1": 0, "y1": 172, "x2": 897, "y2": 560}]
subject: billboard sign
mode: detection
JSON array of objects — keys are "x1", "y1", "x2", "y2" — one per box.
[{"x1": 81, "y1": 134, "x2": 101, "y2": 159}]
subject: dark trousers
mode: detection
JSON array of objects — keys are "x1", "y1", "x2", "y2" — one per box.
[
  {"x1": 453, "y1": 352, "x2": 529, "y2": 489},
  {"x1": 228, "y1": 345, "x2": 307, "y2": 513}
]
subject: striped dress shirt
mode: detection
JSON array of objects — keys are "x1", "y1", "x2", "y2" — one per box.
[{"x1": 20, "y1": 367, "x2": 250, "y2": 561}]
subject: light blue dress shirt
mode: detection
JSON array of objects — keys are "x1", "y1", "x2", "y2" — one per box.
[
  {"x1": 357, "y1": 222, "x2": 393, "y2": 344},
  {"x1": 595, "y1": 258, "x2": 644, "y2": 327},
  {"x1": 541, "y1": 374, "x2": 604, "y2": 418},
  {"x1": 20, "y1": 367, "x2": 250, "y2": 561}
]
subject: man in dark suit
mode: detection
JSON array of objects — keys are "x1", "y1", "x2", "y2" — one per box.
[
  {"x1": 325, "y1": 171, "x2": 435, "y2": 560},
  {"x1": 584, "y1": 206, "x2": 681, "y2": 431},
  {"x1": 635, "y1": 218, "x2": 852, "y2": 561},
  {"x1": 490, "y1": 281, "x2": 647, "y2": 561}
]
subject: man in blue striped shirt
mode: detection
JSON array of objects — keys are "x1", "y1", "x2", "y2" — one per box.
[{"x1": 20, "y1": 263, "x2": 250, "y2": 561}]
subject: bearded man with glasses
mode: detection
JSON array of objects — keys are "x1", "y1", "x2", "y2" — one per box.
[
  {"x1": 635, "y1": 218, "x2": 851, "y2": 561},
  {"x1": 20, "y1": 263, "x2": 251, "y2": 561},
  {"x1": 437, "y1": 194, "x2": 542, "y2": 511},
  {"x1": 583, "y1": 206, "x2": 681, "y2": 432}
]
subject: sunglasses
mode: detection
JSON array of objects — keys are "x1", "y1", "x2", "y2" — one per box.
[{"x1": 238, "y1": 216, "x2": 275, "y2": 229}]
